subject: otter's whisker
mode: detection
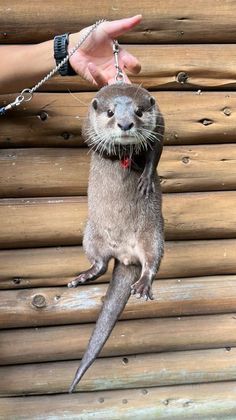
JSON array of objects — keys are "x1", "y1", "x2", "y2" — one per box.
[
  {"x1": 133, "y1": 83, "x2": 143, "y2": 100},
  {"x1": 129, "y1": 144, "x2": 134, "y2": 160},
  {"x1": 89, "y1": 133, "x2": 108, "y2": 154},
  {"x1": 68, "y1": 89, "x2": 89, "y2": 107},
  {"x1": 136, "y1": 128, "x2": 152, "y2": 147},
  {"x1": 139, "y1": 132, "x2": 149, "y2": 151},
  {"x1": 140, "y1": 131, "x2": 157, "y2": 142},
  {"x1": 141, "y1": 128, "x2": 163, "y2": 142}
]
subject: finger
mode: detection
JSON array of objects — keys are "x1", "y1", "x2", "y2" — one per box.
[
  {"x1": 120, "y1": 49, "x2": 141, "y2": 74},
  {"x1": 87, "y1": 62, "x2": 108, "y2": 87},
  {"x1": 103, "y1": 15, "x2": 142, "y2": 38},
  {"x1": 88, "y1": 63, "x2": 132, "y2": 86}
]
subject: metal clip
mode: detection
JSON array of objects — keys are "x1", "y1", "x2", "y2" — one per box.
[
  {"x1": 0, "y1": 98, "x2": 21, "y2": 116},
  {"x1": 113, "y1": 40, "x2": 125, "y2": 83},
  {"x1": 0, "y1": 88, "x2": 33, "y2": 116}
]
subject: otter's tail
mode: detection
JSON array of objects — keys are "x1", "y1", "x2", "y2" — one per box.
[{"x1": 69, "y1": 260, "x2": 141, "y2": 393}]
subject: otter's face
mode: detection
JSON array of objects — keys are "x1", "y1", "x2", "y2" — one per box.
[{"x1": 84, "y1": 84, "x2": 161, "y2": 156}]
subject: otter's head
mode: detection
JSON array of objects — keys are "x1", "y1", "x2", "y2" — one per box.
[{"x1": 83, "y1": 83, "x2": 163, "y2": 156}]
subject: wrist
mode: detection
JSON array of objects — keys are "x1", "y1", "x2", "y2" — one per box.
[
  {"x1": 68, "y1": 32, "x2": 81, "y2": 71},
  {"x1": 54, "y1": 33, "x2": 77, "y2": 76},
  {"x1": 68, "y1": 32, "x2": 80, "y2": 50}
]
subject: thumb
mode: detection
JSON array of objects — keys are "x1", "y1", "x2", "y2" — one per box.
[{"x1": 102, "y1": 15, "x2": 142, "y2": 38}]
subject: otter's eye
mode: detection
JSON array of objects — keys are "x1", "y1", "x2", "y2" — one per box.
[
  {"x1": 107, "y1": 109, "x2": 114, "y2": 118},
  {"x1": 135, "y1": 107, "x2": 143, "y2": 118}
]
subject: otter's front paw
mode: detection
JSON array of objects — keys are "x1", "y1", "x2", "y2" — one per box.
[
  {"x1": 131, "y1": 277, "x2": 154, "y2": 300},
  {"x1": 138, "y1": 174, "x2": 154, "y2": 197}
]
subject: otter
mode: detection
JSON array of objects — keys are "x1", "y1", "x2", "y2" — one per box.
[{"x1": 68, "y1": 83, "x2": 164, "y2": 392}]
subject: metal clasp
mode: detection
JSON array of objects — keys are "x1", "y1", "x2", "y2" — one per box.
[
  {"x1": 1, "y1": 88, "x2": 33, "y2": 115},
  {"x1": 113, "y1": 40, "x2": 125, "y2": 83},
  {"x1": 15, "y1": 88, "x2": 33, "y2": 105}
]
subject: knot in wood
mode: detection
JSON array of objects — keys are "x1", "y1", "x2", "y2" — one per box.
[
  {"x1": 199, "y1": 118, "x2": 213, "y2": 126},
  {"x1": 141, "y1": 389, "x2": 148, "y2": 395},
  {"x1": 182, "y1": 156, "x2": 190, "y2": 164},
  {"x1": 223, "y1": 107, "x2": 231, "y2": 116},
  {"x1": 13, "y1": 277, "x2": 22, "y2": 285},
  {"x1": 176, "y1": 71, "x2": 188, "y2": 84},
  {"x1": 39, "y1": 111, "x2": 48, "y2": 121},
  {"x1": 61, "y1": 132, "x2": 70, "y2": 140},
  {"x1": 32, "y1": 294, "x2": 46, "y2": 308}
]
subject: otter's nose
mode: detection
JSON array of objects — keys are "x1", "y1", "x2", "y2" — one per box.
[{"x1": 117, "y1": 122, "x2": 134, "y2": 131}]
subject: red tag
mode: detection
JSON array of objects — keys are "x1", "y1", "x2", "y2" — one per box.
[{"x1": 120, "y1": 157, "x2": 131, "y2": 169}]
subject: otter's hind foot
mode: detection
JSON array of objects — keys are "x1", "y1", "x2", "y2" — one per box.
[
  {"x1": 68, "y1": 260, "x2": 108, "y2": 288},
  {"x1": 131, "y1": 275, "x2": 154, "y2": 300}
]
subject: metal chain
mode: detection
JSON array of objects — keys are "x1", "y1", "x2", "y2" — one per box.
[
  {"x1": 0, "y1": 19, "x2": 106, "y2": 115},
  {"x1": 31, "y1": 19, "x2": 106, "y2": 93}
]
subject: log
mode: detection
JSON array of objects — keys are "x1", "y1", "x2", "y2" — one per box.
[
  {"x1": 45, "y1": 44, "x2": 236, "y2": 91},
  {"x1": 159, "y1": 144, "x2": 236, "y2": 193},
  {"x1": 1, "y1": 239, "x2": 235, "y2": 289},
  {"x1": 1, "y1": 91, "x2": 236, "y2": 147},
  {"x1": 164, "y1": 191, "x2": 236, "y2": 240},
  {"x1": 1, "y1": 381, "x2": 236, "y2": 419},
  {"x1": 0, "y1": 196, "x2": 87, "y2": 248},
  {"x1": 6, "y1": 44, "x2": 236, "y2": 93},
  {"x1": 0, "y1": 192, "x2": 236, "y2": 249},
  {"x1": 1, "y1": 276, "x2": 236, "y2": 329},
  {"x1": 0, "y1": 313, "x2": 236, "y2": 365},
  {"x1": 1, "y1": 1, "x2": 236, "y2": 44},
  {"x1": 1, "y1": 347, "x2": 236, "y2": 395},
  {"x1": 1, "y1": 144, "x2": 236, "y2": 197},
  {"x1": 0, "y1": 148, "x2": 89, "y2": 197}
]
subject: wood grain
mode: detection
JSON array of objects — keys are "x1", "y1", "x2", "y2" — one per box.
[
  {"x1": 1, "y1": 312, "x2": 236, "y2": 366},
  {"x1": 1, "y1": 144, "x2": 236, "y2": 197},
  {"x1": 45, "y1": 44, "x2": 236, "y2": 91},
  {"x1": 1, "y1": 381, "x2": 236, "y2": 419},
  {"x1": 0, "y1": 192, "x2": 235, "y2": 249},
  {"x1": 1, "y1": 1, "x2": 236, "y2": 44},
  {"x1": 0, "y1": 44, "x2": 235, "y2": 93},
  {"x1": 1, "y1": 0, "x2": 236, "y2": 414},
  {"x1": 0, "y1": 196, "x2": 87, "y2": 248},
  {"x1": 1, "y1": 239, "x2": 235, "y2": 289},
  {"x1": 1, "y1": 347, "x2": 236, "y2": 395},
  {"x1": 1, "y1": 276, "x2": 236, "y2": 329},
  {"x1": 1, "y1": 92, "x2": 236, "y2": 147}
]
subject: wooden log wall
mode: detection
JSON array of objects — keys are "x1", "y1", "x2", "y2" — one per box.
[{"x1": 1, "y1": 1, "x2": 236, "y2": 418}]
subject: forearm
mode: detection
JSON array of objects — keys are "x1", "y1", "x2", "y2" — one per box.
[
  {"x1": 0, "y1": 16, "x2": 142, "y2": 95},
  {"x1": 0, "y1": 33, "x2": 81, "y2": 95},
  {"x1": 0, "y1": 40, "x2": 57, "y2": 94}
]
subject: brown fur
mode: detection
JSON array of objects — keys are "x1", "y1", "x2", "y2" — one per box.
[{"x1": 68, "y1": 84, "x2": 164, "y2": 392}]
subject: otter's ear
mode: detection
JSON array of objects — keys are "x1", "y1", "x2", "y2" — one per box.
[
  {"x1": 92, "y1": 98, "x2": 98, "y2": 110},
  {"x1": 150, "y1": 97, "x2": 156, "y2": 106}
]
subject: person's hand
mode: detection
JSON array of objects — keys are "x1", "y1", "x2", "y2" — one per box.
[{"x1": 69, "y1": 15, "x2": 142, "y2": 86}]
